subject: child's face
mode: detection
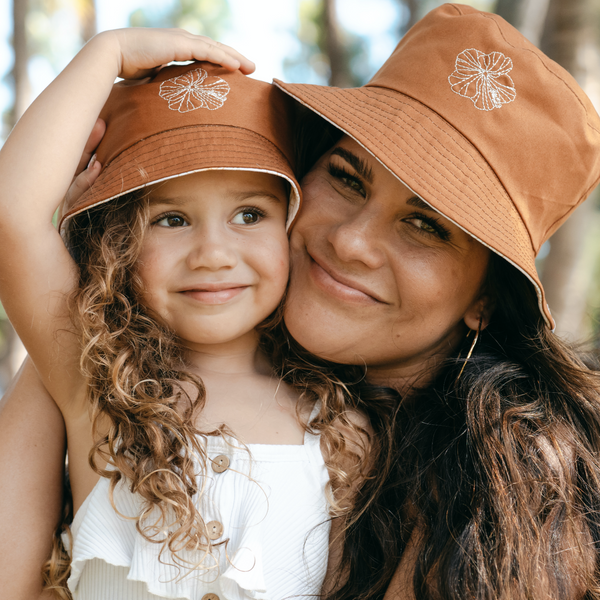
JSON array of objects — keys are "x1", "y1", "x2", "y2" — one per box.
[{"x1": 137, "y1": 170, "x2": 289, "y2": 351}]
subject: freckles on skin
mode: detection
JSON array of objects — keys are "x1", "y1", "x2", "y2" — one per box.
[{"x1": 285, "y1": 136, "x2": 492, "y2": 383}]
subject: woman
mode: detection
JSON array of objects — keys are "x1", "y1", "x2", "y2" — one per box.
[{"x1": 3, "y1": 4, "x2": 600, "y2": 599}]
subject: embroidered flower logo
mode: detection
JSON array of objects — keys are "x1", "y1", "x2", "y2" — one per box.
[
  {"x1": 448, "y1": 49, "x2": 516, "y2": 111},
  {"x1": 159, "y1": 67, "x2": 230, "y2": 113}
]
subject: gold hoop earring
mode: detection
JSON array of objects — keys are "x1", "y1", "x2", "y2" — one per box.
[{"x1": 457, "y1": 316, "x2": 482, "y2": 381}]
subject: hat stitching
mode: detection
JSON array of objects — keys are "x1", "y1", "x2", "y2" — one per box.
[
  {"x1": 297, "y1": 82, "x2": 516, "y2": 227},
  {"x1": 448, "y1": 49, "x2": 516, "y2": 111},
  {"x1": 482, "y1": 12, "x2": 600, "y2": 134},
  {"x1": 62, "y1": 167, "x2": 301, "y2": 233},
  {"x1": 290, "y1": 85, "x2": 533, "y2": 271},
  {"x1": 98, "y1": 145, "x2": 285, "y2": 183},
  {"x1": 75, "y1": 131, "x2": 293, "y2": 213},
  {"x1": 98, "y1": 123, "x2": 291, "y2": 173},
  {"x1": 274, "y1": 80, "x2": 551, "y2": 327},
  {"x1": 297, "y1": 85, "x2": 529, "y2": 255},
  {"x1": 284, "y1": 84, "x2": 535, "y2": 276},
  {"x1": 158, "y1": 67, "x2": 230, "y2": 113},
  {"x1": 103, "y1": 137, "x2": 284, "y2": 177},
  {"x1": 353, "y1": 88, "x2": 520, "y2": 230},
  {"x1": 86, "y1": 147, "x2": 291, "y2": 201},
  {"x1": 91, "y1": 127, "x2": 289, "y2": 186}
]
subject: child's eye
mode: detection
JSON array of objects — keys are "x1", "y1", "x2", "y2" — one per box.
[
  {"x1": 231, "y1": 208, "x2": 265, "y2": 225},
  {"x1": 155, "y1": 214, "x2": 188, "y2": 228},
  {"x1": 327, "y1": 163, "x2": 366, "y2": 197}
]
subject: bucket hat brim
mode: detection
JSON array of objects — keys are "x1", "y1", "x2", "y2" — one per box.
[
  {"x1": 60, "y1": 124, "x2": 301, "y2": 232},
  {"x1": 274, "y1": 79, "x2": 551, "y2": 327}
]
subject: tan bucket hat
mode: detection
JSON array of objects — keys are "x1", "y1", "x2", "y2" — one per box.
[
  {"x1": 61, "y1": 62, "x2": 301, "y2": 231},
  {"x1": 275, "y1": 3, "x2": 600, "y2": 328}
]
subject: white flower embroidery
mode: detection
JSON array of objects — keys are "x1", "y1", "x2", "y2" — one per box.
[
  {"x1": 159, "y1": 68, "x2": 230, "y2": 113},
  {"x1": 448, "y1": 49, "x2": 516, "y2": 111}
]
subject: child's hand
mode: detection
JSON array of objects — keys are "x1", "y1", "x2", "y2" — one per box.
[{"x1": 104, "y1": 28, "x2": 255, "y2": 80}]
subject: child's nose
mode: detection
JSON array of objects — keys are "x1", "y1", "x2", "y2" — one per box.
[{"x1": 185, "y1": 231, "x2": 238, "y2": 271}]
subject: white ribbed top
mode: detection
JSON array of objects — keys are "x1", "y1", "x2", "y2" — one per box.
[{"x1": 66, "y1": 425, "x2": 331, "y2": 600}]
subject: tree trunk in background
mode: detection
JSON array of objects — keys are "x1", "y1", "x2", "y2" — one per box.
[
  {"x1": 0, "y1": 0, "x2": 31, "y2": 392},
  {"x1": 323, "y1": 0, "x2": 353, "y2": 87},
  {"x1": 403, "y1": 0, "x2": 418, "y2": 32},
  {"x1": 11, "y1": 0, "x2": 29, "y2": 124},
  {"x1": 495, "y1": 0, "x2": 551, "y2": 46},
  {"x1": 80, "y1": 0, "x2": 97, "y2": 43},
  {"x1": 537, "y1": 0, "x2": 599, "y2": 339}
]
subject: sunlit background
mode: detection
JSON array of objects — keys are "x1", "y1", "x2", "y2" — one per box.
[{"x1": 1, "y1": 0, "x2": 599, "y2": 393}]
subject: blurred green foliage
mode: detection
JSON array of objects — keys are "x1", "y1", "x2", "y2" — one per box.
[
  {"x1": 129, "y1": 0, "x2": 232, "y2": 40},
  {"x1": 284, "y1": 0, "x2": 369, "y2": 86}
]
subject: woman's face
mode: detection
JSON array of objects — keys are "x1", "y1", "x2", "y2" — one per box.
[{"x1": 285, "y1": 136, "x2": 491, "y2": 386}]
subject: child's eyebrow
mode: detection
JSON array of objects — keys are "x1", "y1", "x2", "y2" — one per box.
[
  {"x1": 148, "y1": 189, "x2": 285, "y2": 206},
  {"x1": 233, "y1": 190, "x2": 284, "y2": 204},
  {"x1": 147, "y1": 195, "x2": 180, "y2": 206}
]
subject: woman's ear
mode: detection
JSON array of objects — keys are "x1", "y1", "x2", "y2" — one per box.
[{"x1": 464, "y1": 294, "x2": 495, "y2": 331}]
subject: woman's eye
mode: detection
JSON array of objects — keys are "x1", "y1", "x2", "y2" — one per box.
[
  {"x1": 341, "y1": 176, "x2": 362, "y2": 193},
  {"x1": 411, "y1": 218, "x2": 438, "y2": 234},
  {"x1": 231, "y1": 209, "x2": 264, "y2": 225},
  {"x1": 327, "y1": 164, "x2": 366, "y2": 197},
  {"x1": 404, "y1": 215, "x2": 450, "y2": 240},
  {"x1": 156, "y1": 214, "x2": 188, "y2": 228}
]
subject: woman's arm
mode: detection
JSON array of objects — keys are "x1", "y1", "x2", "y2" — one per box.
[{"x1": 0, "y1": 358, "x2": 66, "y2": 600}]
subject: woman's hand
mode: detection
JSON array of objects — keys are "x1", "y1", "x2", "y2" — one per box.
[
  {"x1": 106, "y1": 28, "x2": 255, "y2": 79},
  {"x1": 60, "y1": 117, "x2": 105, "y2": 219}
]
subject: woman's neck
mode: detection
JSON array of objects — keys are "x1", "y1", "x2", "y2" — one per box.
[{"x1": 366, "y1": 353, "x2": 450, "y2": 394}]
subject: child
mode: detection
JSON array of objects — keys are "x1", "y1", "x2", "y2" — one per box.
[{"x1": 0, "y1": 29, "x2": 363, "y2": 599}]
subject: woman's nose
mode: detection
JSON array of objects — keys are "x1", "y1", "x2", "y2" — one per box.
[
  {"x1": 327, "y1": 210, "x2": 386, "y2": 269},
  {"x1": 185, "y1": 229, "x2": 238, "y2": 271}
]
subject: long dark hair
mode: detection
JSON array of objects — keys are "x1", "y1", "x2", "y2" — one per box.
[
  {"x1": 292, "y1": 104, "x2": 600, "y2": 599},
  {"x1": 329, "y1": 253, "x2": 600, "y2": 600}
]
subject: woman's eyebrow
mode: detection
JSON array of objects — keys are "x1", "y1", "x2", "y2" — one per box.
[
  {"x1": 330, "y1": 148, "x2": 374, "y2": 183},
  {"x1": 406, "y1": 196, "x2": 440, "y2": 214}
]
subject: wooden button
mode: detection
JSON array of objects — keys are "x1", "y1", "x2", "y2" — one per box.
[
  {"x1": 202, "y1": 594, "x2": 219, "y2": 600},
  {"x1": 211, "y1": 454, "x2": 230, "y2": 473},
  {"x1": 207, "y1": 520, "x2": 224, "y2": 540}
]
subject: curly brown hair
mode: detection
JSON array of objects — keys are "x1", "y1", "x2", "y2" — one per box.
[{"x1": 43, "y1": 188, "x2": 374, "y2": 598}]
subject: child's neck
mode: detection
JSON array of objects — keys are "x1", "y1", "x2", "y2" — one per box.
[
  {"x1": 184, "y1": 329, "x2": 267, "y2": 377},
  {"x1": 184, "y1": 330, "x2": 307, "y2": 445}
]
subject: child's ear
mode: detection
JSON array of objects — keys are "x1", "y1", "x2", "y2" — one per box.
[{"x1": 463, "y1": 294, "x2": 495, "y2": 331}]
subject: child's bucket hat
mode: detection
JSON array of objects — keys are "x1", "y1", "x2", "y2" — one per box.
[
  {"x1": 275, "y1": 3, "x2": 600, "y2": 328},
  {"x1": 61, "y1": 62, "x2": 301, "y2": 231}
]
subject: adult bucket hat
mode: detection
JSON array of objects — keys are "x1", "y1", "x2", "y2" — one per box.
[
  {"x1": 61, "y1": 61, "x2": 301, "y2": 231},
  {"x1": 275, "y1": 3, "x2": 600, "y2": 328}
]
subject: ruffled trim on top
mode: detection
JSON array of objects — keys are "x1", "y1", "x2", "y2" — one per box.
[{"x1": 67, "y1": 429, "x2": 329, "y2": 600}]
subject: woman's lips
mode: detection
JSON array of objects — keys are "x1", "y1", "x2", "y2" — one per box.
[
  {"x1": 180, "y1": 285, "x2": 248, "y2": 305},
  {"x1": 307, "y1": 255, "x2": 384, "y2": 305}
]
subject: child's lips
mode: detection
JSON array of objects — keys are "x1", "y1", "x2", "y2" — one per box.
[{"x1": 179, "y1": 284, "x2": 249, "y2": 305}]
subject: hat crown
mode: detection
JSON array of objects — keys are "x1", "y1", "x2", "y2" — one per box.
[
  {"x1": 97, "y1": 63, "x2": 296, "y2": 173},
  {"x1": 61, "y1": 63, "x2": 302, "y2": 231},
  {"x1": 367, "y1": 3, "x2": 600, "y2": 253}
]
